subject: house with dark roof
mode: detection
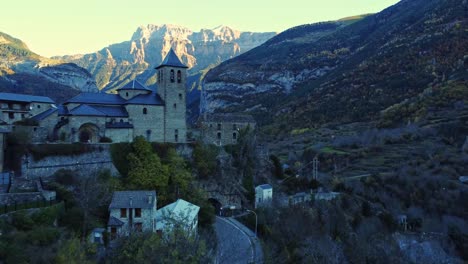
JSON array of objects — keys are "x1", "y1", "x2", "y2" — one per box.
[
  {"x1": 22, "y1": 48, "x2": 188, "y2": 143},
  {"x1": 0, "y1": 92, "x2": 55, "y2": 125},
  {"x1": 108, "y1": 190, "x2": 157, "y2": 238},
  {"x1": 199, "y1": 113, "x2": 256, "y2": 146}
]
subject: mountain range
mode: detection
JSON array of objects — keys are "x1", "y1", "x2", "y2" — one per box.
[
  {"x1": 0, "y1": 32, "x2": 98, "y2": 102},
  {"x1": 202, "y1": 0, "x2": 467, "y2": 131}
]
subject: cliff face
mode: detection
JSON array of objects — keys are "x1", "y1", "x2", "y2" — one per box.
[
  {"x1": 0, "y1": 32, "x2": 98, "y2": 102},
  {"x1": 58, "y1": 24, "x2": 276, "y2": 92},
  {"x1": 202, "y1": 0, "x2": 468, "y2": 129}
]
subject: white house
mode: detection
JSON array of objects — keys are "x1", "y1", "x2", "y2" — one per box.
[
  {"x1": 155, "y1": 199, "x2": 200, "y2": 235},
  {"x1": 107, "y1": 190, "x2": 157, "y2": 238},
  {"x1": 255, "y1": 184, "x2": 273, "y2": 208}
]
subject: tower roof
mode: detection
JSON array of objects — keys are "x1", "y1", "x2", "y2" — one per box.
[{"x1": 155, "y1": 48, "x2": 188, "y2": 69}]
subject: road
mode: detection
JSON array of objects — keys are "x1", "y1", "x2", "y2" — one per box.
[{"x1": 215, "y1": 216, "x2": 263, "y2": 264}]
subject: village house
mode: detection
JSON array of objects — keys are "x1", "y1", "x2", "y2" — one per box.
[
  {"x1": 255, "y1": 184, "x2": 273, "y2": 208},
  {"x1": 107, "y1": 190, "x2": 158, "y2": 238},
  {"x1": 0, "y1": 92, "x2": 55, "y2": 125},
  {"x1": 199, "y1": 113, "x2": 256, "y2": 146},
  {"x1": 156, "y1": 198, "x2": 200, "y2": 235}
]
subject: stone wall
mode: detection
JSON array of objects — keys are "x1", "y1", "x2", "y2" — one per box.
[
  {"x1": 126, "y1": 104, "x2": 165, "y2": 142},
  {"x1": 201, "y1": 121, "x2": 255, "y2": 146},
  {"x1": 22, "y1": 144, "x2": 118, "y2": 179}
]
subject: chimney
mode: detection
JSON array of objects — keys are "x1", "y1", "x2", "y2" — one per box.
[{"x1": 129, "y1": 196, "x2": 133, "y2": 207}]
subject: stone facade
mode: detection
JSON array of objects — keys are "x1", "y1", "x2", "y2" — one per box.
[{"x1": 199, "y1": 113, "x2": 256, "y2": 146}]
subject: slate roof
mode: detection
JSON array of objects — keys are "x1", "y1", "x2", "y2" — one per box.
[
  {"x1": 256, "y1": 184, "x2": 272, "y2": 190},
  {"x1": 155, "y1": 48, "x2": 188, "y2": 69},
  {"x1": 109, "y1": 190, "x2": 156, "y2": 209},
  {"x1": 156, "y1": 199, "x2": 200, "y2": 230},
  {"x1": 0, "y1": 92, "x2": 54, "y2": 104},
  {"x1": 108, "y1": 216, "x2": 124, "y2": 227},
  {"x1": 117, "y1": 80, "x2": 152, "y2": 92},
  {"x1": 89, "y1": 105, "x2": 129, "y2": 117},
  {"x1": 126, "y1": 93, "x2": 164, "y2": 105},
  {"x1": 32, "y1": 107, "x2": 58, "y2": 121},
  {"x1": 65, "y1": 92, "x2": 164, "y2": 106},
  {"x1": 201, "y1": 113, "x2": 256, "y2": 123},
  {"x1": 66, "y1": 92, "x2": 125, "y2": 105}
]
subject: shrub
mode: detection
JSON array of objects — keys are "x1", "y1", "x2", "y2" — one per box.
[
  {"x1": 29, "y1": 227, "x2": 60, "y2": 246},
  {"x1": 99, "y1": 136, "x2": 112, "y2": 143},
  {"x1": 11, "y1": 211, "x2": 34, "y2": 231}
]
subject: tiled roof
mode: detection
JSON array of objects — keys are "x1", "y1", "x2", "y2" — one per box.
[
  {"x1": 256, "y1": 184, "x2": 272, "y2": 190},
  {"x1": 125, "y1": 92, "x2": 164, "y2": 105},
  {"x1": 108, "y1": 216, "x2": 124, "y2": 226},
  {"x1": 156, "y1": 199, "x2": 200, "y2": 230},
  {"x1": 109, "y1": 190, "x2": 156, "y2": 209},
  {"x1": 65, "y1": 92, "x2": 125, "y2": 105},
  {"x1": 0, "y1": 92, "x2": 54, "y2": 104},
  {"x1": 201, "y1": 113, "x2": 256, "y2": 123},
  {"x1": 32, "y1": 107, "x2": 58, "y2": 121},
  {"x1": 155, "y1": 48, "x2": 188, "y2": 69},
  {"x1": 117, "y1": 80, "x2": 152, "y2": 92}
]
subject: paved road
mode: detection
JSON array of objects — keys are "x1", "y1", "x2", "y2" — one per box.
[{"x1": 215, "y1": 216, "x2": 263, "y2": 264}]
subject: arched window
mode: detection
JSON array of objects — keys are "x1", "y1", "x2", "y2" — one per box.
[
  {"x1": 170, "y1": 69, "x2": 175, "y2": 83},
  {"x1": 143, "y1": 108, "x2": 147, "y2": 115},
  {"x1": 126, "y1": 92, "x2": 129, "y2": 97},
  {"x1": 217, "y1": 132, "x2": 221, "y2": 140},
  {"x1": 173, "y1": 103, "x2": 177, "y2": 109},
  {"x1": 233, "y1": 132, "x2": 237, "y2": 140},
  {"x1": 179, "y1": 93, "x2": 182, "y2": 100},
  {"x1": 37, "y1": 105, "x2": 41, "y2": 109},
  {"x1": 177, "y1": 70, "x2": 182, "y2": 83}
]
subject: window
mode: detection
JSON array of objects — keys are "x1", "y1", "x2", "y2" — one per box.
[
  {"x1": 8, "y1": 113, "x2": 14, "y2": 119},
  {"x1": 143, "y1": 108, "x2": 147, "y2": 114},
  {"x1": 233, "y1": 133, "x2": 237, "y2": 140},
  {"x1": 179, "y1": 93, "x2": 183, "y2": 100},
  {"x1": 37, "y1": 105, "x2": 41, "y2": 109},
  {"x1": 120, "y1": 208, "x2": 127, "y2": 218},
  {"x1": 177, "y1": 70, "x2": 182, "y2": 83},
  {"x1": 33, "y1": 127, "x2": 37, "y2": 132},
  {"x1": 170, "y1": 69, "x2": 175, "y2": 83},
  {"x1": 126, "y1": 92, "x2": 129, "y2": 97},
  {"x1": 173, "y1": 103, "x2": 177, "y2": 109},
  {"x1": 135, "y1": 223, "x2": 142, "y2": 232},
  {"x1": 217, "y1": 132, "x2": 221, "y2": 140},
  {"x1": 120, "y1": 119, "x2": 124, "y2": 123},
  {"x1": 175, "y1": 134, "x2": 178, "y2": 142},
  {"x1": 217, "y1": 123, "x2": 221, "y2": 130},
  {"x1": 135, "y1": 208, "x2": 141, "y2": 218},
  {"x1": 233, "y1": 124, "x2": 237, "y2": 130},
  {"x1": 21, "y1": 114, "x2": 25, "y2": 118}
]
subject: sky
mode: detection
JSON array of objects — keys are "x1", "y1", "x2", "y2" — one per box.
[{"x1": 0, "y1": 0, "x2": 400, "y2": 57}]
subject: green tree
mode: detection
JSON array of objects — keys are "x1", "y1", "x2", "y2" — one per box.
[
  {"x1": 192, "y1": 143, "x2": 219, "y2": 179},
  {"x1": 127, "y1": 136, "x2": 169, "y2": 201},
  {"x1": 55, "y1": 237, "x2": 93, "y2": 264},
  {"x1": 166, "y1": 148, "x2": 192, "y2": 200}
]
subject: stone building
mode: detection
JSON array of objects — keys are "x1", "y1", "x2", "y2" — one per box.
[
  {"x1": 21, "y1": 48, "x2": 188, "y2": 143},
  {"x1": 107, "y1": 190, "x2": 157, "y2": 238},
  {"x1": 0, "y1": 92, "x2": 55, "y2": 124},
  {"x1": 199, "y1": 113, "x2": 256, "y2": 146}
]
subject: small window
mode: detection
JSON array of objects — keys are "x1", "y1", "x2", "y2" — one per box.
[
  {"x1": 8, "y1": 113, "x2": 14, "y2": 119},
  {"x1": 21, "y1": 114, "x2": 25, "y2": 118},
  {"x1": 120, "y1": 119, "x2": 124, "y2": 123},
  {"x1": 143, "y1": 108, "x2": 147, "y2": 114},
  {"x1": 233, "y1": 133, "x2": 237, "y2": 140},
  {"x1": 120, "y1": 208, "x2": 127, "y2": 218},
  {"x1": 217, "y1": 132, "x2": 221, "y2": 140},
  {"x1": 135, "y1": 208, "x2": 141, "y2": 218},
  {"x1": 173, "y1": 103, "x2": 177, "y2": 109},
  {"x1": 177, "y1": 70, "x2": 182, "y2": 83},
  {"x1": 217, "y1": 123, "x2": 222, "y2": 130},
  {"x1": 126, "y1": 92, "x2": 129, "y2": 97},
  {"x1": 179, "y1": 93, "x2": 183, "y2": 100},
  {"x1": 170, "y1": 69, "x2": 175, "y2": 83},
  {"x1": 33, "y1": 127, "x2": 38, "y2": 132},
  {"x1": 37, "y1": 105, "x2": 41, "y2": 109},
  {"x1": 175, "y1": 134, "x2": 179, "y2": 142}
]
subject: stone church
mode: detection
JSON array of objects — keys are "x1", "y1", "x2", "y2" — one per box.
[{"x1": 29, "y1": 48, "x2": 188, "y2": 143}]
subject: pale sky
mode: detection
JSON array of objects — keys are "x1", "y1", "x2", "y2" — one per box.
[{"x1": 0, "y1": 0, "x2": 400, "y2": 57}]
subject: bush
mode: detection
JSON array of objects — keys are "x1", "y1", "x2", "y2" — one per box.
[
  {"x1": 99, "y1": 136, "x2": 112, "y2": 143},
  {"x1": 29, "y1": 227, "x2": 60, "y2": 246},
  {"x1": 11, "y1": 211, "x2": 34, "y2": 231},
  {"x1": 110, "y1": 142, "x2": 132, "y2": 176},
  {"x1": 192, "y1": 144, "x2": 219, "y2": 179}
]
